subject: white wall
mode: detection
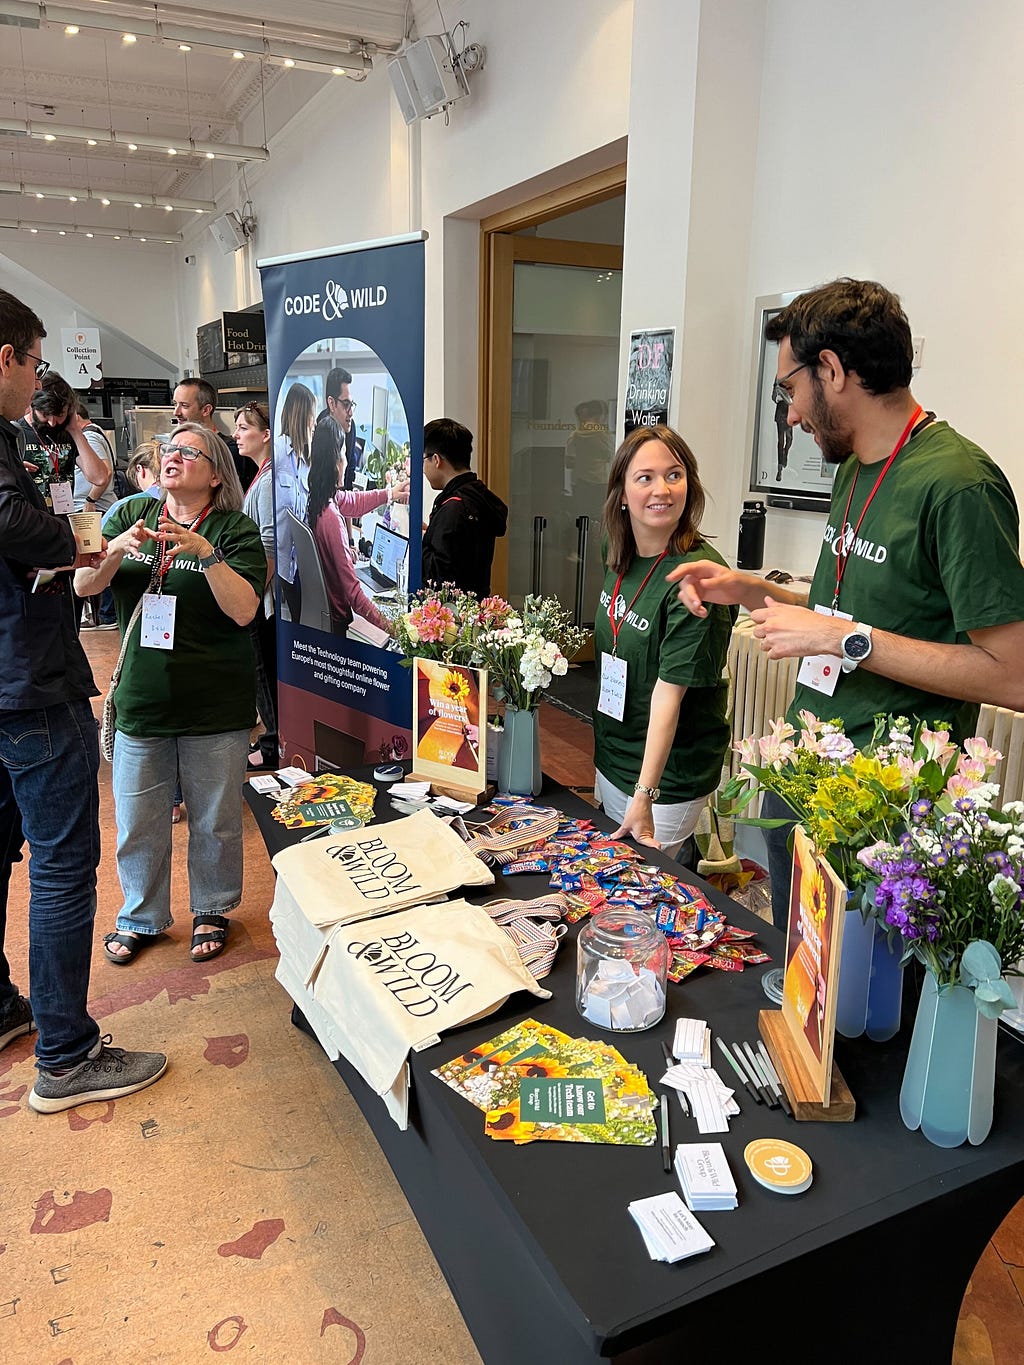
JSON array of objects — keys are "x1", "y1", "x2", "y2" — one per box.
[
  {"x1": 1, "y1": 238, "x2": 181, "y2": 375},
  {"x1": 745, "y1": 0, "x2": 1024, "y2": 571}
]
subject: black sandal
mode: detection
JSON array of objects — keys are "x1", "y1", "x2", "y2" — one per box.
[
  {"x1": 190, "y1": 914, "x2": 229, "y2": 963},
  {"x1": 103, "y1": 931, "x2": 161, "y2": 965}
]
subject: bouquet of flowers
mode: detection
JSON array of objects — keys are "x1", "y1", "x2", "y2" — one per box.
[
  {"x1": 393, "y1": 584, "x2": 488, "y2": 664},
  {"x1": 859, "y1": 799, "x2": 1024, "y2": 1014},
  {"x1": 472, "y1": 595, "x2": 587, "y2": 713},
  {"x1": 721, "y1": 711, "x2": 1003, "y2": 908}
]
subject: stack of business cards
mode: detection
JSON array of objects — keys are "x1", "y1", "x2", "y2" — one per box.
[
  {"x1": 674, "y1": 1142, "x2": 738, "y2": 1211},
  {"x1": 628, "y1": 1192, "x2": 715, "y2": 1263},
  {"x1": 672, "y1": 1017, "x2": 711, "y2": 1065}
]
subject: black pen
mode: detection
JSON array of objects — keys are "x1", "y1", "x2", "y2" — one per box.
[
  {"x1": 757, "y1": 1041, "x2": 794, "y2": 1118},
  {"x1": 659, "y1": 1089, "x2": 672, "y2": 1172},
  {"x1": 731, "y1": 1042, "x2": 772, "y2": 1106},
  {"x1": 714, "y1": 1037, "x2": 756, "y2": 1105},
  {"x1": 743, "y1": 1041, "x2": 780, "y2": 1109},
  {"x1": 660, "y1": 1041, "x2": 690, "y2": 1117}
]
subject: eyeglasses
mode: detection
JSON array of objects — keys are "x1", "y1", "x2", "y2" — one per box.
[
  {"x1": 771, "y1": 363, "x2": 808, "y2": 407},
  {"x1": 160, "y1": 442, "x2": 211, "y2": 463},
  {"x1": 241, "y1": 401, "x2": 270, "y2": 423},
  {"x1": 16, "y1": 349, "x2": 50, "y2": 380},
  {"x1": 337, "y1": 398, "x2": 356, "y2": 411}
]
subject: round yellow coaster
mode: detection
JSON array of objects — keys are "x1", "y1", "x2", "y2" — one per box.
[{"x1": 744, "y1": 1138, "x2": 813, "y2": 1194}]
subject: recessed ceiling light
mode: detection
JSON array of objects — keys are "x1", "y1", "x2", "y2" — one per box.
[
  {"x1": 101, "y1": 197, "x2": 110, "y2": 206},
  {"x1": 332, "y1": 67, "x2": 343, "y2": 76},
  {"x1": 59, "y1": 230, "x2": 66, "y2": 235},
  {"x1": 178, "y1": 44, "x2": 191, "y2": 52},
  {"x1": 64, "y1": 25, "x2": 79, "y2": 35},
  {"x1": 134, "y1": 201, "x2": 143, "y2": 208},
  {"x1": 139, "y1": 237, "x2": 146, "y2": 242},
  {"x1": 194, "y1": 207, "x2": 204, "y2": 213},
  {"x1": 35, "y1": 192, "x2": 44, "y2": 199},
  {"x1": 128, "y1": 143, "x2": 138, "y2": 151},
  {"x1": 87, "y1": 138, "x2": 97, "y2": 146},
  {"x1": 232, "y1": 51, "x2": 244, "y2": 60},
  {"x1": 167, "y1": 147, "x2": 177, "y2": 155},
  {"x1": 164, "y1": 204, "x2": 173, "y2": 211},
  {"x1": 283, "y1": 58, "x2": 295, "y2": 68},
  {"x1": 29, "y1": 227, "x2": 38, "y2": 233},
  {"x1": 205, "y1": 151, "x2": 215, "y2": 159},
  {"x1": 85, "y1": 232, "x2": 94, "y2": 238},
  {"x1": 122, "y1": 33, "x2": 136, "y2": 44},
  {"x1": 68, "y1": 195, "x2": 78, "y2": 203},
  {"x1": 113, "y1": 234, "x2": 121, "y2": 239},
  {"x1": 43, "y1": 133, "x2": 56, "y2": 142}
]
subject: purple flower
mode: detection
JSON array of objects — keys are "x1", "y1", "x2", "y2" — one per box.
[{"x1": 911, "y1": 799, "x2": 932, "y2": 821}]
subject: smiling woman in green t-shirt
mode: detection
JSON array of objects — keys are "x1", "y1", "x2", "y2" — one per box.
[
  {"x1": 75, "y1": 422, "x2": 266, "y2": 967},
  {"x1": 593, "y1": 426, "x2": 736, "y2": 859}
]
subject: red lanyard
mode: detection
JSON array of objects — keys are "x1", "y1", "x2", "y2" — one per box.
[
  {"x1": 832, "y1": 406, "x2": 923, "y2": 610},
  {"x1": 609, "y1": 550, "x2": 667, "y2": 654},
  {"x1": 156, "y1": 502, "x2": 213, "y2": 583},
  {"x1": 30, "y1": 423, "x2": 63, "y2": 480}
]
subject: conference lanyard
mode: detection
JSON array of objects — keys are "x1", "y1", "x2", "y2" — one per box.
[
  {"x1": 29, "y1": 423, "x2": 63, "y2": 479},
  {"x1": 155, "y1": 502, "x2": 213, "y2": 587},
  {"x1": 609, "y1": 550, "x2": 668, "y2": 655},
  {"x1": 831, "y1": 406, "x2": 924, "y2": 611}
]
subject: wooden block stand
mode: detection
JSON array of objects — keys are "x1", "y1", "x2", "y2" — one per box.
[
  {"x1": 759, "y1": 1009, "x2": 856, "y2": 1122},
  {"x1": 408, "y1": 772, "x2": 493, "y2": 806}
]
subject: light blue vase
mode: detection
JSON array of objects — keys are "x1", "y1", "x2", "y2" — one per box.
[
  {"x1": 496, "y1": 706, "x2": 542, "y2": 797},
  {"x1": 900, "y1": 972, "x2": 997, "y2": 1148},
  {"x1": 835, "y1": 905, "x2": 904, "y2": 1041}
]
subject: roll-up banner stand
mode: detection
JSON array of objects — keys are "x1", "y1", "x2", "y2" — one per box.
[{"x1": 258, "y1": 233, "x2": 425, "y2": 773}]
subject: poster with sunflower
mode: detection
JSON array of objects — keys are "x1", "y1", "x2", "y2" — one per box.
[
  {"x1": 410, "y1": 658, "x2": 489, "y2": 799},
  {"x1": 781, "y1": 826, "x2": 846, "y2": 1105}
]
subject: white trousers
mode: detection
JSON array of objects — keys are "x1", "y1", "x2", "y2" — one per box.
[{"x1": 594, "y1": 769, "x2": 708, "y2": 861}]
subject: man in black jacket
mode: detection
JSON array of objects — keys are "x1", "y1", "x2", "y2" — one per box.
[
  {"x1": 421, "y1": 418, "x2": 507, "y2": 597},
  {"x1": 0, "y1": 289, "x2": 167, "y2": 1113}
]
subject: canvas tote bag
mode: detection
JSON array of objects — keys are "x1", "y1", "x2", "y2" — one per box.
[
  {"x1": 308, "y1": 899, "x2": 551, "y2": 1111},
  {"x1": 271, "y1": 808, "x2": 495, "y2": 930}
]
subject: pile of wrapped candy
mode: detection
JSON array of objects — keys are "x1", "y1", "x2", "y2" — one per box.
[{"x1": 474, "y1": 800, "x2": 771, "y2": 983}]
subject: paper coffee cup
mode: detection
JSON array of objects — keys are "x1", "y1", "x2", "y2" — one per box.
[{"x1": 69, "y1": 510, "x2": 103, "y2": 553}]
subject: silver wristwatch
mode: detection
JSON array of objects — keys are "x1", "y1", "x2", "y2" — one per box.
[
  {"x1": 840, "y1": 622, "x2": 873, "y2": 673},
  {"x1": 634, "y1": 782, "x2": 660, "y2": 801}
]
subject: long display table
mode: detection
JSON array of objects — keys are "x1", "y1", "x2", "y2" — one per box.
[{"x1": 245, "y1": 777, "x2": 1024, "y2": 1364}]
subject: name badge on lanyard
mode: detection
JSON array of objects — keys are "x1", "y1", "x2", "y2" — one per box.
[
  {"x1": 597, "y1": 652, "x2": 628, "y2": 720},
  {"x1": 141, "y1": 592, "x2": 177, "y2": 649},
  {"x1": 49, "y1": 480, "x2": 74, "y2": 514},
  {"x1": 796, "y1": 605, "x2": 850, "y2": 696}
]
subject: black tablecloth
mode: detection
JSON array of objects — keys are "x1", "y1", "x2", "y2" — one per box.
[{"x1": 245, "y1": 773, "x2": 1024, "y2": 1363}]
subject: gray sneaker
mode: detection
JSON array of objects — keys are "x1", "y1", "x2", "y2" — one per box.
[
  {"x1": 0, "y1": 994, "x2": 34, "y2": 1053},
  {"x1": 28, "y1": 1037, "x2": 167, "y2": 1114}
]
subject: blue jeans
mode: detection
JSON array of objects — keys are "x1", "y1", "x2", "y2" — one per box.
[
  {"x1": 0, "y1": 699, "x2": 101, "y2": 1070},
  {"x1": 113, "y1": 730, "x2": 250, "y2": 935}
]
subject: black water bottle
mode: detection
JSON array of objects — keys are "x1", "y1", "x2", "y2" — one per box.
[{"x1": 737, "y1": 500, "x2": 766, "y2": 570}]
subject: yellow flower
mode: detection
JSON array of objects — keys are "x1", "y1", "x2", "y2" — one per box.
[{"x1": 440, "y1": 669, "x2": 470, "y2": 704}]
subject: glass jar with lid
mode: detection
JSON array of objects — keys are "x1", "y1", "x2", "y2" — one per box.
[{"x1": 576, "y1": 907, "x2": 669, "y2": 1032}]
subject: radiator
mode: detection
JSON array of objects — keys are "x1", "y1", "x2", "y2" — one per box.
[{"x1": 724, "y1": 627, "x2": 1024, "y2": 808}]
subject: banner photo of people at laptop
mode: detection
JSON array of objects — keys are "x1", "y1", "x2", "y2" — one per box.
[{"x1": 259, "y1": 235, "x2": 424, "y2": 773}]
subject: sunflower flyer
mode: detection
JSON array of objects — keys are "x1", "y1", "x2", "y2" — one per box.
[
  {"x1": 271, "y1": 774, "x2": 377, "y2": 829},
  {"x1": 781, "y1": 826, "x2": 846, "y2": 1104},
  {"x1": 410, "y1": 659, "x2": 489, "y2": 801},
  {"x1": 432, "y1": 1018, "x2": 658, "y2": 1146}
]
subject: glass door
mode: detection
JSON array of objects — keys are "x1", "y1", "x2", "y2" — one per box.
[{"x1": 485, "y1": 234, "x2": 623, "y2": 634}]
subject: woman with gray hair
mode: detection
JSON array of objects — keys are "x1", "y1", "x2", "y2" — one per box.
[{"x1": 75, "y1": 422, "x2": 266, "y2": 965}]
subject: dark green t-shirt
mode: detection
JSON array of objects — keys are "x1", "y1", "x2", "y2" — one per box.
[
  {"x1": 791, "y1": 421, "x2": 1024, "y2": 746},
  {"x1": 593, "y1": 543, "x2": 737, "y2": 802},
  {"x1": 103, "y1": 496, "x2": 266, "y2": 737}
]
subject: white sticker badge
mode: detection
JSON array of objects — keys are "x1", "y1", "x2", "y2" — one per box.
[
  {"x1": 597, "y1": 651, "x2": 628, "y2": 721},
  {"x1": 140, "y1": 592, "x2": 177, "y2": 650},
  {"x1": 795, "y1": 604, "x2": 850, "y2": 697}
]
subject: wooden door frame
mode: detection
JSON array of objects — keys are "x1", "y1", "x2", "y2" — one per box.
[{"x1": 479, "y1": 163, "x2": 626, "y2": 598}]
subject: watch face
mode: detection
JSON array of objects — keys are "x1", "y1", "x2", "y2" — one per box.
[{"x1": 845, "y1": 632, "x2": 871, "y2": 660}]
